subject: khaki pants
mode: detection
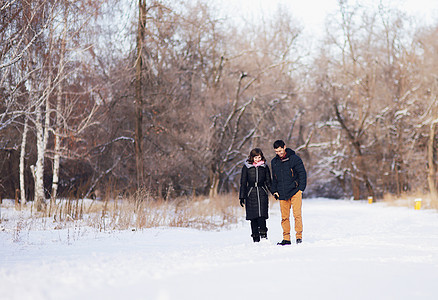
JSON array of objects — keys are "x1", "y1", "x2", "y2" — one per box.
[{"x1": 279, "y1": 190, "x2": 303, "y2": 241}]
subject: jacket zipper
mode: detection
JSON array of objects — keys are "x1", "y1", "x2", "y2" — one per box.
[{"x1": 256, "y1": 166, "x2": 261, "y2": 217}]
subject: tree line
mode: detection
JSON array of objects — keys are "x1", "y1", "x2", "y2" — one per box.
[{"x1": 1, "y1": 0, "x2": 437, "y2": 208}]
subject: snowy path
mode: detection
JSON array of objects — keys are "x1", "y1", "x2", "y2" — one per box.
[{"x1": 1, "y1": 199, "x2": 438, "y2": 300}]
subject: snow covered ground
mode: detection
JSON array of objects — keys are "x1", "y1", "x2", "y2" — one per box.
[{"x1": 1, "y1": 198, "x2": 438, "y2": 300}]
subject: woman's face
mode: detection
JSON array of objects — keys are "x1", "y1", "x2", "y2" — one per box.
[{"x1": 253, "y1": 155, "x2": 262, "y2": 163}]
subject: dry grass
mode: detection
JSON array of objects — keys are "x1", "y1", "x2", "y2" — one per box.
[
  {"x1": 382, "y1": 191, "x2": 438, "y2": 210},
  {"x1": 84, "y1": 190, "x2": 245, "y2": 231},
  {"x1": 1, "y1": 190, "x2": 245, "y2": 234}
]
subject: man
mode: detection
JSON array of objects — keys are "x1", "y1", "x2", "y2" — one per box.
[{"x1": 271, "y1": 140, "x2": 307, "y2": 245}]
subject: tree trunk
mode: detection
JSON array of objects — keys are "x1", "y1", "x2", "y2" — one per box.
[
  {"x1": 209, "y1": 170, "x2": 219, "y2": 198},
  {"x1": 352, "y1": 173, "x2": 361, "y2": 200},
  {"x1": 34, "y1": 107, "x2": 46, "y2": 211},
  {"x1": 34, "y1": 19, "x2": 55, "y2": 210},
  {"x1": 334, "y1": 102, "x2": 374, "y2": 199},
  {"x1": 51, "y1": 125, "x2": 61, "y2": 203},
  {"x1": 427, "y1": 122, "x2": 438, "y2": 200},
  {"x1": 135, "y1": 0, "x2": 146, "y2": 188},
  {"x1": 51, "y1": 4, "x2": 68, "y2": 203},
  {"x1": 19, "y1": 116, "x2": 28, "y2": 206}
]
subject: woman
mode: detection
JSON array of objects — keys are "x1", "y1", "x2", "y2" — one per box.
[{"x1": 239, "y1": 148, "x2": 272, "y2": 242}]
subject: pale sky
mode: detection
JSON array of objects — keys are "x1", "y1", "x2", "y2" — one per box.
[{"x1": 213, "y1": 0, "x2": 438, "y2": 38}]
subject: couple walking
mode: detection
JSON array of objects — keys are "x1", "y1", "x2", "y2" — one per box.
[{"x1": 239, "y1": 140, "x2": 307, "y2": 245}]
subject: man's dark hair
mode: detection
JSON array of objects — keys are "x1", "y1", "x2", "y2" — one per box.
[{"x1": 273, "y1": 140, "x2": 285, "y2": 149}]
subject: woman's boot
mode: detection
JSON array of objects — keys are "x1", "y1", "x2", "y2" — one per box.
[{"x1": 259, "y1": 229, "x2": 268, "y2": 239}]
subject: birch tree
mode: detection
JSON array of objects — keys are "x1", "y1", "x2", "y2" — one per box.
[{"x1": 50, "y1": 0, "x2": 68, "y2": 203}]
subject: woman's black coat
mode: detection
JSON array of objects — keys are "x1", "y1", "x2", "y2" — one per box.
[{"x1": 239, "y1": 161, "x2": 272, "y2": 220}]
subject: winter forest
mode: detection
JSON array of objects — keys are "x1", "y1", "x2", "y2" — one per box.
[{"x1": 1, "y1": 0, "x2": 438, "y2": 210}]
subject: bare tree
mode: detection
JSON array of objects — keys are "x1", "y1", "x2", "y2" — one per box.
[
  {"x1": 416, "y1": 27, "x2": 438, "y2": 203},
  {"x1": 309, "y1": 0, "x2": 434, "y2": 199},
  {"x1": 134, "y1": 0, "x2": 146, "y2": 188}
]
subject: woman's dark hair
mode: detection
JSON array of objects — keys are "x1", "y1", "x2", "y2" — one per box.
[{"x1": 247, "y1": 148, "x2": 266, "y2": 163}]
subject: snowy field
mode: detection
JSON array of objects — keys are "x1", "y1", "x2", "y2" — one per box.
[{"x1": 1, "y1": 198, "x2": 438, "y2": 300}]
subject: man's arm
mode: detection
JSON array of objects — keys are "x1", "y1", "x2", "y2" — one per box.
[{"x1": 295, "y1": 157, "x2": 307, "y2": 192}]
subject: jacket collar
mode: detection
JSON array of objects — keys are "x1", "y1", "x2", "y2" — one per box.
[
  {"x1": 276, "y1": 148, "x2": 295, "y2": 161},
  {"x1": 244, "y1": 161, "x2": 266, "y2": 168}
]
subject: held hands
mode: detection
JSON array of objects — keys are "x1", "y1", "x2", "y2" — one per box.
[
  {"x1": 273, "y1": 192, "x2": 279, "y2": 200},
  {"x1": 239, "y1": 198, "x2": 245, "y2": 207}
]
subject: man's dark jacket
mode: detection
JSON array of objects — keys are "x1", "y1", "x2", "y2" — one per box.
[{"x1": 271, "y1": 148, "x2": 307, "y2": 200}]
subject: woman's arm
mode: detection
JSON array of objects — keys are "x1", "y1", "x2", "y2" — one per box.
[{"x1": 239, "y1": 165, "x2": 248, "y2": 200}]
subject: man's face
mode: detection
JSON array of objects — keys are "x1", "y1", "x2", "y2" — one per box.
[{"x1": 274, "y1": 146, "x2": 286, "y2": 158}]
